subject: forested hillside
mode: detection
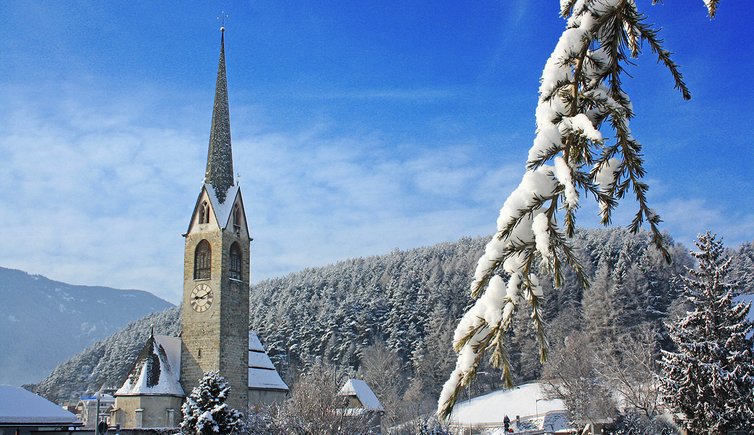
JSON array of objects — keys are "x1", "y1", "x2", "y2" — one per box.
[{"x1": 36, "y1": 228, "x2": 753, "y2": 405}]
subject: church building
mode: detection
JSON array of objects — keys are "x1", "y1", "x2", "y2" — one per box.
[{"x1": 111, "y1": 28, "x2": 288, "y2": 429}]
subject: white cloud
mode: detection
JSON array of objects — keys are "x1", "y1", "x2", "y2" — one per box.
[
  {"x1": 2, "y1": 80, "x2": 748, "y2": 306},
  {"x1": 0, "y1": 83, "x2": 510, "y2": 304},
  {"x1": 657, "y1": 198, "x2": 754, "y2": 248}
]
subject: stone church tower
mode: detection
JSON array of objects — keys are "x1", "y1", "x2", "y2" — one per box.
[{"x1": 180, "y1": 28, "x2": 251, "y2": 412}]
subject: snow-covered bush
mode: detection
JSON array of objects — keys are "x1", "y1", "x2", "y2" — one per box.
[{"x1": 180, "y1": 371, "x2": 244, "y2": 435}]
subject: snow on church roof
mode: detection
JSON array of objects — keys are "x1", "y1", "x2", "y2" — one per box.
[
  {"x1": 0, "y1": 385, "x2": 81, "y2": 426},
  {"x1": 248, "y1": 332, "x2": 289, "y2": 391},
  {"x1": 338, "y1": 379, "x2": 384, "y2": 412},
  {"x1": 205, "y1": 182, "x2": 240, "y2": 229},
  {"x1": 115, "y1": 334, "x2": 184, "y2": 397}
]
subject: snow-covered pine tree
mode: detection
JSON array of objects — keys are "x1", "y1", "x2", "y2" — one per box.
[
  {"x1": 658, "y1": 232, "x2": 754, "y2": 433},
  {"x1": 438, "y1": 0, "x2": 720, "y2": 419},
  {"x1": 180, "y1": 371, "x2": 244, "y2": 435}
]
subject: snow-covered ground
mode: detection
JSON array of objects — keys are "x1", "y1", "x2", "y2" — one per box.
[{"x1": 448, "y1": 382, "x2": 573, "y2": 433}]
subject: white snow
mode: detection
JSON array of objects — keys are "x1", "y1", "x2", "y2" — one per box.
[
  {"x1": 249, "y1": 351, "x2": 276, "y2": 370},
  {"x1": 338, "y1": 379, "x2": 385, "y2": 412},
  {"x1": 249, "y1": 331, "x2": 265, "y2": 352},
  {"x1": 734, "y1": 294, "x2": 754, "y2": 323},
  {"x1": 448, "y1": 383, "x2": 569, "y2": 432},
  {"x1": 156, "y1": 335, "x2": 182, "y2": 374},
  {"x1": 204, "y1": 183, "x2": 240, "y2": 229},
  {"x1": 593, "y1": 158, "x2": 621, "y2": 192},
  {"x1": 248, "y1": 368, "x2": 289, "y2": 391},
  {"x1": 0, "y1": 385, "x2": 81, "y2": 425},
  {"x1": 247, "y1": 332, "x2": 289, "y2": 391},
  {"x1": 115, "y1": 335, "x2": 184, "y2": 397}
]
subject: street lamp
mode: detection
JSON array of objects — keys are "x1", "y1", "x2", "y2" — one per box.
[
  {"x1": 535, "y1": 398, "x2": 545, "y2": 426},
  {"x1": 94, "y1": 390, "x2": 101, "y2": 435}
]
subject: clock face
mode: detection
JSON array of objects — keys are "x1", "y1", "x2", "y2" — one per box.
[{"x1": 190, "y1": 284, "x2": 214, "y2": 313}]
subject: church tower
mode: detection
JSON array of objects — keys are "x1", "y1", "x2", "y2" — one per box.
[{"x1": 180, "y1": 28, "x2": 250, "y2": 412}]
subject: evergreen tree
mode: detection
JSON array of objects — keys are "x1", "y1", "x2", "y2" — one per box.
[
  {"x1": 438, "y1": 0, "x2": 720, "y2": 418},
  {"x1": 659, "y1": 232, "x2": 754, "y2": 433},
  {"x1": 180, "y1": 371, "x2": 244, "y2": 435}
]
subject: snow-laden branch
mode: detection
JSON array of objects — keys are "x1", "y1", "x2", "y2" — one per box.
[{"x1": 437, "y1": 0, "x2": 718, "y2": 419}]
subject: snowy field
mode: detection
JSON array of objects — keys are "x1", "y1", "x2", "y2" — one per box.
[{"x1": 448, "y1": 382, "x2": 572, "y2": 433}]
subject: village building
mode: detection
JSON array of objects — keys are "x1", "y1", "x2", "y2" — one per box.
[
  {"x1": 0, "y1": 385, "x2": 81, "y2": 435},
  {"x1": 75, "y1": 392, "x2": 115, "y2": 429},
  {"x1": 111, "y1": 28, "x2": 288, "y2": 429},
  {"x1": 337, "y1": 379, "x2": 384, "y2": 432}
]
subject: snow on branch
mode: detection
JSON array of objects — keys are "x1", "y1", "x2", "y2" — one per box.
[{"x1": 437, "y1": 0, "x2": 714, "y2": 419}]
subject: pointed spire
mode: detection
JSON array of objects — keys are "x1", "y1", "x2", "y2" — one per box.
[{"x1": 205, "y1": 27, "x2": 234, "y2": 203}]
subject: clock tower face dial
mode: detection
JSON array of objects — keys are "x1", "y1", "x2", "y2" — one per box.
[{"x1": 190, "y1": 284, "x2": 214, "y2": 313}]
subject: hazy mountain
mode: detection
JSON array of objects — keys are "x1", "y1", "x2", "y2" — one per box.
[{"x1": 0, "y1": 266, "x2": 173, "y2": 386}]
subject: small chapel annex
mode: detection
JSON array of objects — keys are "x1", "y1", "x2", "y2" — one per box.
[{"x1": 110, "y1": 28, "x2": 288, "y2": 429}]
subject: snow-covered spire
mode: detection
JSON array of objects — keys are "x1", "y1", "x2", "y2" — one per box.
[{"x1": 205, "y1": 27, "x2": 234, "y2": 203}]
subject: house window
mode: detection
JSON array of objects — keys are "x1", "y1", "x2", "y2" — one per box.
[
  {"x1": 199, "y1": 201, "x2": 210, "y2": 224},
  {"x1": 230, "y1": 243, "x2": 242, "y2": 281},
  {"x1": 194, "y1": 240, "x2": 211, "y2": 280}
]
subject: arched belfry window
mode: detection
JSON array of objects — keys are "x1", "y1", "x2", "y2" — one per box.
[
  {"x1": 194, "y1": 240, "x2": 211, "y2": 280},
  {"x1": 229, "y1": 243, "x2": 242, "y2": 281},
  {"x1": 198, "y1": 201, "x2": 210, "y2": 225}
]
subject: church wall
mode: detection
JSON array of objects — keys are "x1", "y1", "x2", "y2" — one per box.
[
  {"x1": 219, "y1": 229, "x2": 250, "y2": 412},
  {"x1": 247, "y1": 389, "x2": 287, "y2": 409},
  {"x1": 180, "y1": 226, "x2": 224, "y2": 396},
  {"x1": 180, "y1": 194, "x2": 251, "y2": 413},
  {"x1": 112, "y1": 396, "x2": 183, "y2": 429}
]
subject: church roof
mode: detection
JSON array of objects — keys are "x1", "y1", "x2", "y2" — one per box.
[
  {"x1": 0, "y1": 386, "x2": 81, "y2": 426},
  {"x1": 338, "y1": 379, "x2": 384, "y2": 412},
  {"x1": 248, "y1": 332, "x2": 289, "y2": 392},
  {"x1": 115, "y1": 334, "x2": 184, "y2": 397},
  {"x1": 204, "y1": 28, "x2": 234, "y2": 203},
  {"x1": 205, "y1": 182, "x2": 241, "y2": 230}
]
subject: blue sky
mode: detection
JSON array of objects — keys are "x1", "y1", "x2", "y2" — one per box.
[{"x1": 1, "y1": 1, "x2": 752, "y2": 304}]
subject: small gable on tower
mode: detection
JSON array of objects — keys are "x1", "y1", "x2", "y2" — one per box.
[{"x1": 186, "y1": 185, "x2": 249, "y2": 239}]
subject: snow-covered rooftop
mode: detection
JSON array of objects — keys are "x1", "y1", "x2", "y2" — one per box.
[
  {"x1": 205, "y1": 183, "x2": 240, "y2": 229},
  {"x1": 115, "y1": 334, "x2": 184, "y2": 397},
  {"x1": 0, "y1": 385, "x2": 81, "y2": 426},
  {"x1": 338, "y1": 379, "x2": 384, "y2": 412},
  {"x1": 248, "y1": 332, "x2": 289, "y2": 391},
  {"x1": 449, "y1": 382, "x2": 566, "y2": 428}
]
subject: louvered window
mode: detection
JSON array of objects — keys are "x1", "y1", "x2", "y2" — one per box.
[{"x1": 194, "y1": 240, "x2": 211, "y2": 280}]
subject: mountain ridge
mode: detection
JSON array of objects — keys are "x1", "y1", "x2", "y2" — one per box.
[{"x1": 0, "y1": 266, "x2": 173, "y2": 386}]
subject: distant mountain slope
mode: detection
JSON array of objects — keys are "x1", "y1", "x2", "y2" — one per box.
[
  {"x1": 0, "y1": 267, "x2": 173, "y2": 386},
  {"x1": 36, "y1": 229, "x2": 754, "y2": 404},
  {"x1": 34, "y1": 307, "x2": 180, "y2": 403}
]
